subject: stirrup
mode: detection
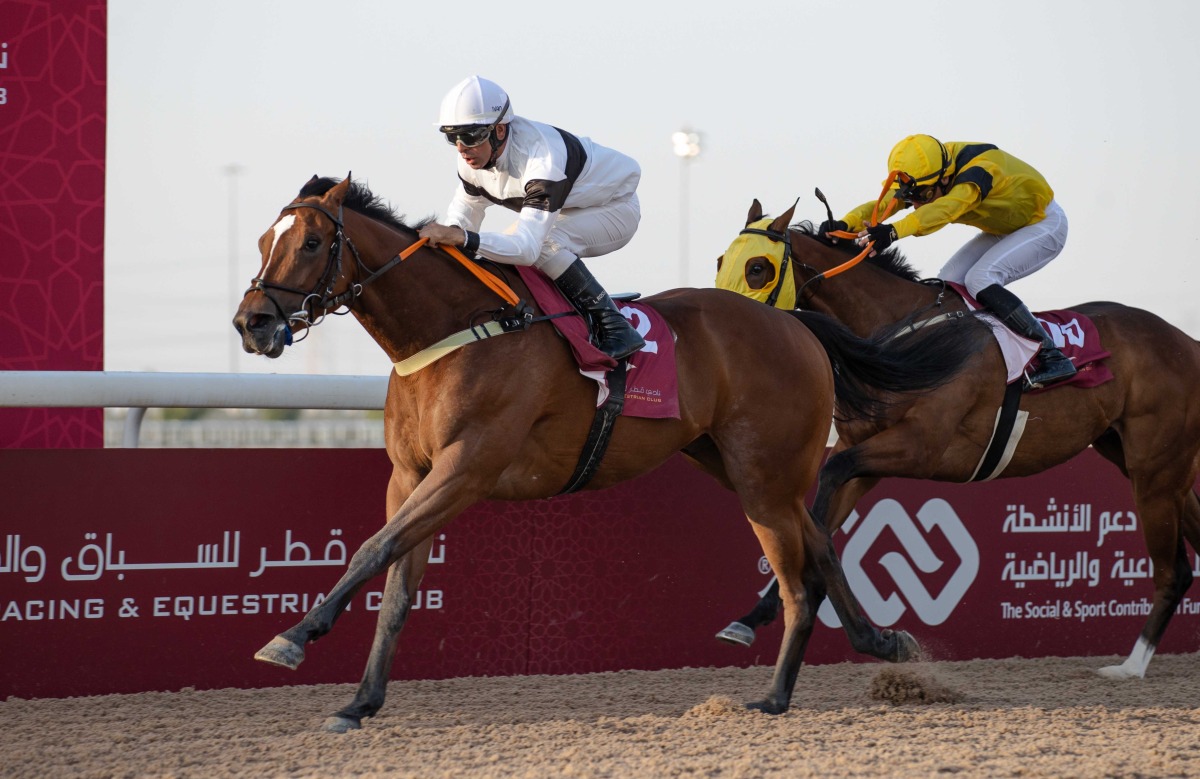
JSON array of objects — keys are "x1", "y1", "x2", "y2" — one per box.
[
  {"x1": 600, "y1": 337, "x2": 644, "y2": 361},
  {"x1": 1026, "y1": 356, "x2": 1077, "y2": 389},
  {"x1": 595, "y1": 317, "x2": 645, "y2": 361}
]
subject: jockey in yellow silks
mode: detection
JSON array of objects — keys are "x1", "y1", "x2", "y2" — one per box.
[{"x1": 824, "y1": 134, "x2": 1076, "y2": 387}]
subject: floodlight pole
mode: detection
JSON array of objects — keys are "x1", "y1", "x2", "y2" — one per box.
[
  {"x1": 224, "y1": 163, "x2": 245, "y2": 374},
  {"x1": 671, "y1": 129, "x2": 702, "y2": 288}
]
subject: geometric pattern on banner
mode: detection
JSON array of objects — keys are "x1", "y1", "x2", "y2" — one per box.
[{"x1": 0, "y1": 0, "x2": 107, "y2": 448}]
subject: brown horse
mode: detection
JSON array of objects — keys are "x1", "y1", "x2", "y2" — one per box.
[
  {"x1": 715, "y1": 197, "x2": 1200, "y2": 679},
  {"x1": 232, "y1": 176, "x2": 987, "y2": 731}
]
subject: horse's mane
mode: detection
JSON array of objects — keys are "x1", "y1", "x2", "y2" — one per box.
[
  {"x1": 791, "y1": 219, "x2": 923, "y2": 283},
  {"x1": 298, "y1": 176, "x2": 430, "y2": 236}
]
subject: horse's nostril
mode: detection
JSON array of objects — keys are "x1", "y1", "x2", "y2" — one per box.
[
  {"x1": 233, "y1": 312, "x2": 277, "y2": 337},
  {"x1": 249, "y1": 314, "x2": 275, "y2": 332}
]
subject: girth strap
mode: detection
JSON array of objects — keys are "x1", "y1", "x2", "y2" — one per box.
[
  {"x1": 968, "y1": 379, "x2": 1028, "y2": 482},
  {"x1": 556, "y1": 361, "x2": 627, "y2": 495}
]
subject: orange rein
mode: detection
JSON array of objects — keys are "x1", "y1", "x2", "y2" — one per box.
[
  {"x1": 819, "y1": 174, "x2": 902, "y2": 279},
  {"x1": 399, "y1": 237, "x2": 521, "y2": 307}
]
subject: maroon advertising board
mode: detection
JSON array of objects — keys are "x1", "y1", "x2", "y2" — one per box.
[
  {"x1": 2, "y1": 449, "x2": 1197, "y2": 700},
  {"x1": 0, "y1": 0, "x2": 106, "y2": 447}
]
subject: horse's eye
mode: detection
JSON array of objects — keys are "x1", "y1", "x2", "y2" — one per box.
[
  {"x1": 303, "y1": 236, "x2": 321, "y2": 251},
  {"x1": 749, "y1": 260, "x2": 765, "y2": 276}
]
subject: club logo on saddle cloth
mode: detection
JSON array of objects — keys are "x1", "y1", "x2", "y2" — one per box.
[
  {"x1": 516, "y1": 267, "x2": 680, "y2": 419},
  {"x1": 947, "y1": 282, "x2": 1114, "y2": 389}
]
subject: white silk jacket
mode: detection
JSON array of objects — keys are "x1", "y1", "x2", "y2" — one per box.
[{"x1": 444, "y1": 116, "x2": 640, "y2": 265}]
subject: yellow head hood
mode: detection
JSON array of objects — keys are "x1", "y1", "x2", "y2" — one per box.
[{"x1": 713, "y1": 217, "x2": 796, "y2": 310}]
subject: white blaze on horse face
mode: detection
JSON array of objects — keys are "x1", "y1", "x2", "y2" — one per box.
[{"x1": 264, "y1": 214, "x2": 297, "y2": 274}]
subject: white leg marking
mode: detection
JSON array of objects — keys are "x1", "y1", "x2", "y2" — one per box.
[
  {"x1": 1097, "y1": 635, "x2": 1155, "y2": 679},
  {"x1": 265, "y1": 214, "x2": 296, "y2": 274}
]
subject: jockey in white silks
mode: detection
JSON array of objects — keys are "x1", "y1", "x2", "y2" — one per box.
[{"x1": 418, "y1": 75, "x2": 645, "y2": 361}]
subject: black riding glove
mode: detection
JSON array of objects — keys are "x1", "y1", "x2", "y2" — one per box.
[
  {"x1": 863, "y1": 224, "x2": 898, "y2": 252},
  {"x1": 818, "y1": 219, "x2": 848, "y2": 237}
]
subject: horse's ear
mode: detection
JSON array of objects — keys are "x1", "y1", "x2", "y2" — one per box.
[
  {"x1": 299, "y1": 174, "x2": 320, "y2": 197},
  {"x1": 746, "y1": 199, "x2": 764, "y2": 226},
  {"x1": 769, "y1": 198, "x2": 799, "y2": 234},
  {"x1": 325, "y1": 176, "x2": 353, "y2": 206}
]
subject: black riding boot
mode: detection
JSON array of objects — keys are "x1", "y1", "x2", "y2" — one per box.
[
  {"x1": 553, "y1": 259, "x2": 645, "y2": 360},
  {"x1": 975, "y1": 284, "x2": 1077, "y2": 387}
]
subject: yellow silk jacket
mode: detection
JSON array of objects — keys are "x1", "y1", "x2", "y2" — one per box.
[{"x1": 843, "y1": 143, "x2": 1055, "y2": 238}]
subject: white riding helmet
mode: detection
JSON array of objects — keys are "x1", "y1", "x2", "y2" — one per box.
[{"x1": 436, "y1": 75, "x2": 513, "y2": 130}]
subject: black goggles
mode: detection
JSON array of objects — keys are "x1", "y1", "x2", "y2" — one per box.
[
  {"x1": 443, "y1": 125, "x2": 493, "y2": 148},
  {"x1": 896, "y1": 173, "x2": 940, "y2": 205}
]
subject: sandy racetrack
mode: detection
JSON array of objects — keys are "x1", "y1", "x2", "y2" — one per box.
[{"x1": 4, "y1": 653, "x2": 1200, "y2": 778}]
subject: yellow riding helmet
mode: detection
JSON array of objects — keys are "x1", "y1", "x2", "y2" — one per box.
[{"x1": 887, "y1": 134, "x2": 949, "y2": 189}]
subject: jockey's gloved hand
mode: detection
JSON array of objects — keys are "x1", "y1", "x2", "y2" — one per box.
[
  {"x1": 818, "y1": 219, "x2": 849, "y2": 239},
  {"x1": 862, "y1": 224, "x2": 898, "y2": 253}
]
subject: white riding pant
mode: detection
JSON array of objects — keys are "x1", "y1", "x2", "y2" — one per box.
[
  {"x1": 529, "y1": 194, "x2": 641, "y2": 279},
  {"x1": 937, "y1": 200, "x2": 1068, "y2": 297}
]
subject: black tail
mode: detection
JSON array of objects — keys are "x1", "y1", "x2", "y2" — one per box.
[{"x1": 792, "y1": 310, "x2": 990, "y2": 422}]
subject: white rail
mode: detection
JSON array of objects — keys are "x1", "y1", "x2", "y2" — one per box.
[
  {"x1": 0, "y1": 371, "x2": 389, "y2": 447},
  {"x1": 0, "y1": 370, "x2": 839, "y2": 448}
]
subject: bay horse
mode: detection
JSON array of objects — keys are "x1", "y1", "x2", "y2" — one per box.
[
  {"x1": 232, "y1": 175, "x2": 985, "y2": 731},
  {"x1": 716, "y1": 197, "x2": 1200, "y2": 679}
]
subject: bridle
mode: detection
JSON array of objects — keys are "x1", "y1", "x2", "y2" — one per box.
[
  {"x1": 744, "y1": 217, "x2": 953, "y2": 332},
  {"x1": 737, "y1": 225, "x2": 794, "y2": 309},
  {"x1": 244, "y1": 195, "x2": 527, "y2": 351},
  {"x1": 746, "y1": 224, "x2": 952, "y2": 324},
  {"x1": 244, "y1": 200, "x2": 420, "y2": 343},
  {"x1": 737, "y1": 224, "x2": 868, "y2": 310}
]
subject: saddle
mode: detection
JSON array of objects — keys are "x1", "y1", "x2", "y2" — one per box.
[
  {"x1": 942, "y1": 283, "x2": 1113, "y2": 481},
  {"x1": 945, "y1": 283, "x2": 1112, "y2": 391},
  {"x1": 513, "y1": 267, "x2": 681, "y2": 495}
]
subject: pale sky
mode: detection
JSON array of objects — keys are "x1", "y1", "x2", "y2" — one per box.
[{"x1": 104, "y1": 0, "x2": 1200, "y2": 376}]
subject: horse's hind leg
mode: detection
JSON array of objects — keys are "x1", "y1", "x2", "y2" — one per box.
[
  {"x1": 716, "y1": 476, "x2": 920, "y2": 666},
  {"x1": 1098, "y1": 466, "x2": 1195, "y2": 679},
  {"x1": 809, "y1": 466, "x2": 919, "y2": 662},
  {"x1": 322, "y1": 539, "x2": 433, "y2": 733},
  {"x1": 1095, "y1": 430, "x2": 1200, "y2": 559},
  {"x1": 1184, "y1": 490, "x2": 1200, "y2": 559},
  {"x1": 742, "y1": 501, "x2": 821, "y2": 714}
]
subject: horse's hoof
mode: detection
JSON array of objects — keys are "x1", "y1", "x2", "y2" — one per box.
[
  {"x1": 1096, "y1": 663, "x2": 1141, "y2": 680},
  {"x1": 888, "y1": 629, "x2": 922, "y2": 663},
  {"x1": 745, "y1": 698, "x2": 788, "y2": 715},
  {"x1": 322, "y1": 716, "x2": 361, "y2": 733},
  {"x1": 254, "y1": 636, "x2": 305, "y2": 670},
  {"x1": 715, "y1": 622, "x2": 756, "y2": 647}
]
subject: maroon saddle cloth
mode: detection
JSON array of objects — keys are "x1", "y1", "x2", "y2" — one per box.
[{"x1": 517, "y1": 266, "x2": 681, "y2": 419}]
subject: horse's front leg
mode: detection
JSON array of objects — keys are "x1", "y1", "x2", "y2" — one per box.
[
  {"x1": 322, "y1": 538, "x2": 432, "y2": 733},
  {"x1": 319, "y1": 469, "x2": 429, "y2": 733},
  {"x1": 747, "y1": 516, "x2": 827, "y2": 715},
  {"x1": 253, "y1": 462, "x2": 494, "y2": 675}
]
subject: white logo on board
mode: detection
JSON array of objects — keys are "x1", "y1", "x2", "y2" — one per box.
[{"x1": 818, "y1": 498, "x2": 979, "y2": 627}]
